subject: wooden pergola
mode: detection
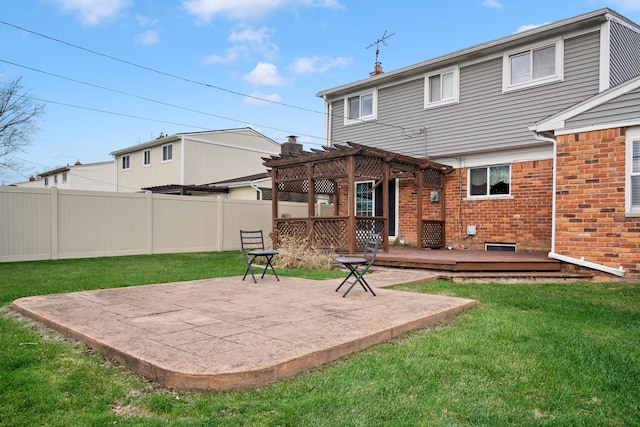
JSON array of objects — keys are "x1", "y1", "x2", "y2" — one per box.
[{"x1": 263, "y1": 142, "x2": 454, "y2": 254}]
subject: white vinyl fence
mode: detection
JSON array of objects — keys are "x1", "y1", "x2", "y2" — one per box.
[{"x1": 0, "y1": 186, "x2": 310, "y2": 262}]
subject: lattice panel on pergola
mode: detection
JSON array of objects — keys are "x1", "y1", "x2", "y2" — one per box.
[
  {"x1": 390, "y1": 160, "x2": 418, "y2": 176},
  {"x1": 276, "y1": 165, "x2": 307, "y2": 181},
  {"x1": 313, "y1": 159, "x2": 347, "y2": 178},
  {"x1": 276, "y1": 220, "x2": 308, "y2": 243},
  {"x1": 314, "y1": 179, "x2": 335, "y2": 194},
  {"x1": 312, "y1": 219, "x2": 348, "y2": 250},
  {"x1": 423, "y1": 168, "x2": 443, "y2": 188},
  {"x1": 355, "y1": 219, "x2": 386, "y2": 249},
  {"x1": 422, "y1": 220, "x2": 445, "y2": 249},
  {"x1": 277, "y1": 180, "x2": 308, "y2": 193},
  {"x1": 355, "y1": 155, "x2": 384, "y2": 178}
]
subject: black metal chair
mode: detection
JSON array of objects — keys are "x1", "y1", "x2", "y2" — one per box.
[
  {"x1": 240, "y1": 230, "x2": 280, "y2": 283},
  {"x1": 335, "y1": 232, "x2": 380, "y2": 297}
]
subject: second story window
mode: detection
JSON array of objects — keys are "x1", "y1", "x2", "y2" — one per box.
[
  {"x1": 143, "y1": 149, "x2": 151, "y2": 166},
  {"x1": 122, "y1": 155, "x2": 130, "y2": 170},
  {"x1": 425, "y1": 66, "x2": 459, "y2": 108},
  {"x1": 44, "y1": 177, "x2": 49, "y2": 186},
  {"x1": 344, "y1": 90, "x2": 376, "y2": 125},
  {"x1": 53, "y1": 175, "x2": 58, "y2": 185},
  {"x1": 503, "y1": 39, "x2": 563, "y2": 92},
  {"x1": 469, "y1": 165, "x2": 511, "y2": 197},
  {"x1": 162, "y1": 144, "x2": 173, "y2": 162},
  {"x1": 62, "y1": 172, "x2": 67, "y2": 183}
]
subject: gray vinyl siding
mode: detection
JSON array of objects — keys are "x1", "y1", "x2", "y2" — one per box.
[
  {"x1": 330, "y1": 31, "x2": 601, "y2": 158},
  {"x1": 566, "y1": 87, "x2": 640, "y2": 128},
  {"x1": 610, "y1": 20, "x2": 640, "y2": 86}
]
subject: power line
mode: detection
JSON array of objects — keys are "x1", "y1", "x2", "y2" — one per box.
[
  {"x1": 0, "y1": 19, "x2": 408, "y2": 133},
  {"x1": 1, "y1": 59, "x2": 326, "y2": 144}
]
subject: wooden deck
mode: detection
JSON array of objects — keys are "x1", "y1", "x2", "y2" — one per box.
[{"x1": 374, "y1": 247, "x2": 594, "y2": 282}]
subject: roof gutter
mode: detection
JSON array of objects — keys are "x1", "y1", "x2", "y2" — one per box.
[
  {"x1": 532, "y1": 131, "x2": 625, "y2": 277},
  {"x1": 250, "y1": 179, "x2": 263, "y2": 201}
]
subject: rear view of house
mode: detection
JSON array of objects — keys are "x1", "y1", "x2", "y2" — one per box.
[{"x1": 317, "y1": 9, "x2": 640, "y2": 280}]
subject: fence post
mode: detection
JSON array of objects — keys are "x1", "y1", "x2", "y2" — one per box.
[
  {"x1": 146, "y1": 191, "x2": 153, "y2": 254},
  {"x1": 217, "y1": 195, "x2": 224, "y2": 251},
  {"x1": 50, "y1": 187, "x2": 59, "y2": 260}
]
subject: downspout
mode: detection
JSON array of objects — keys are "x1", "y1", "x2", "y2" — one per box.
[
  {"x1": 250, "y1": 179, "x2": 263, "y2": 201},
  {"x1": 533, "y1": 131, "x2": 625, "y2": 277}
]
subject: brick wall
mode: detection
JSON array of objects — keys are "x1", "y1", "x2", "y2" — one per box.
[
  {"x1": 555, "y1": 128, "x2": 640, "y2": 280},
  {"x1": 442, "y1": 160, "x2": 553, "y2": 251}
]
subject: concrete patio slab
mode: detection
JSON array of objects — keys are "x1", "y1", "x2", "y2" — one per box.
[{"x1": 12, "y1": 270, "x2": 476, "y2": 391}]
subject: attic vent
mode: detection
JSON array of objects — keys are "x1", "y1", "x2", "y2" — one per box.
[{"x1": 485, "y1": 243, "x2": 516, "y2": 252}]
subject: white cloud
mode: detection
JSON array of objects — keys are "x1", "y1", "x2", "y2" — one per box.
[
  {"x1": 289, "y1": 56, "x2": 351, "y2": 74},
  {"x1": 203, "y1": 46, "x2": 249, "y2": 64},
  {"x1": 229, "y1": 27, "x2": 279, "y2": 60},
  {"x1": 136, "y1": 13, "x2": 159, "y2": 27},
  {"x1": 135, "y1": 30, "x2": 159, "y2": 46},
  {"x1": 515, "y1": 23, "x2": 550, "y2": 33},
  {"x1": 243, "y1": 92, "x2": 282, "y2": 106},
  {"x1": 244, "y1": 62, "x2": 286, "y2": 86},
  {"x1": 51, "y1": 0, "x2": 131, "y2": 25},
  {"x1": 181, "y1": 0, "x2": 343, "y2": 23},
  {"x1": 482, "y1": 0, "x2": 504, "y2": 8}
]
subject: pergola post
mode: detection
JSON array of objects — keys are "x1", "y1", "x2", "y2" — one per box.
[
  {"x1": 306, "y1": 162, "x2": 315, "y2": 240},
  {"x1": 348, "y1": 155, "x2": 356, "y2": 255},
  {"x1": 270, "y1": 168, "x2": 278, "y2": 244},
  {"x1": 382, "y1": 161, "x2": 390, "y2": 252},
  {"x1": 417, "y1": 168, "x2": 423, "y2": 250}
]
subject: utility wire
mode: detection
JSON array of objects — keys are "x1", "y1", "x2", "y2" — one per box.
[
  {"x1": 1, "y1": 59, "x2": 326, "y2": 145},
  {"x1": 0, "y1": 19, "x2": 407, "y2": 132}
]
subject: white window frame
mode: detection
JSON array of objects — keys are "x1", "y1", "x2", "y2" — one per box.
[
  {"x1": 121, "y1": 154, "x2": 130, "y2": 170},
  {"x1": 626, "y1": 127, "x2": 640, "y2": 214},
  {"x1": 162, "y1": 143, "x2": 173, "y2": 162},
  {"x1": 344, "y1": 89, "x2": 377, "y2": 125},
  {"x1": 53, "y1": 174, "x2": 58, "y2": 185},
  {"x1": 468, "y1": 164, "x2": 512, "y2": 198},
  {"x1": 355, "y1": 180, "x2": 375, "y2": 217},
  {"x1": 502, "y1": 38, "x2": 563, "y2": 92},
  {"x1": 62, "y1": 172, "x2": 67, "y2": 183},
  {"x1": 143, "y1": 149, "x2": 151, "y2": 167},
  {"x1": 44, "y1": 177, "x2": 49, "y2": 187},
  {"x1": 424, "y1": 66, "x2": 459, "y2": 109}
]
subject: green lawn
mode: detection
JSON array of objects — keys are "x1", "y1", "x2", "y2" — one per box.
[{"x1": 1, "y1": 253, "x2": 639, "y2": 426}]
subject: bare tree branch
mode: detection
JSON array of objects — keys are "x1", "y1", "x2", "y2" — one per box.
[{"x1": 0, "y1": 75, "x2": 45, "y2": 179}]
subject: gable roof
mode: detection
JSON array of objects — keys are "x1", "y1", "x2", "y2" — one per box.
[
  {"x1": 531, "y1": 74, "x2": 640, "y2": 134},
  {"x1": 109, "y1": 127, "x2": 277, "y2": 157},
  {"x1": 317, "y1": 8, "x2": 634, "y2": 99}
]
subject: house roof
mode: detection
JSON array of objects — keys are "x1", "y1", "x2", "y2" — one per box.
[
  {"x1": 317, "y1": 8, "x2": 634, "y2": 99},
  {"x1": 531, "y1": 74, "x2": 640, "y2": 134},
  {"x1": 37, "y1": 160, "x2": 113, "y2": 177},
  {"x1": 109, "y1": 127, "x2": 278, "y2": 156},
  {"x1": 141, "y1": 184, "x2": 228, "y2": 195},
  {"x1": 209, "y1": 172, "x2": 270, "y2": 187}
]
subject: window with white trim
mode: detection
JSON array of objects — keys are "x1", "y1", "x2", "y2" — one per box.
[
  {"x1": 143, "y1": 149, "x2": 151, "y2": 166},
  {"x1": 121, "y1": 155, "x2": 130, "y2": 170},
  {"x1": 344, "y1": 90, "x2": 376, "y2": 125},
  {"x1": 355, "y1": 181, "x2": 374, "y2": 216},
  {"x1": 44, "y1": 177, "x2": 49, "y2": 187},
  {"x1": 162, "y1": 144, "x2": 173, "y2": 162},
  {"x1": 53, "y1": 174, "x2": 58, "y2": 185},
  {"x1": 628, "y1": 128, "x2": 640, "y2": 213},
  {"x1": 425, "y1": 66, "x2": 459, "y2": 108},
  {"x1": 503, "y1": 39, "x2": 563, "y2": 92},
  {"x1": 62, "y1": 172, "x2": 67, "y2": 183},
  {"x1": 468, "y1": 165, "x2": 511, "y2": 197}
]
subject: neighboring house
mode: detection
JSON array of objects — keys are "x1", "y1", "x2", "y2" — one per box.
[
  {"x1": 109, "y1": 128, "x2": 281, "y2": 193},
  {"x1": 15, "y1": 161, "x2": 115, "y2": 191},
  {"x1": 316, "y1": 8, "x2": 640, "y2": 280}
]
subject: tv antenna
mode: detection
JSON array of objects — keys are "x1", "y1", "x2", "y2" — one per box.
[{"x1": 366, "y1": 30, "x2": 396, "y2": 65}]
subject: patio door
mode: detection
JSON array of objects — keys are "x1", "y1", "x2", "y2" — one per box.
[{"x1": 355, "y1": 179, "x2": 397, "y2": 239}]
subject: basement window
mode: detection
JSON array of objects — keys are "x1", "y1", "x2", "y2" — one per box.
[{"x1": 485, "y1": 243, "x2": 516, "y2": 252}]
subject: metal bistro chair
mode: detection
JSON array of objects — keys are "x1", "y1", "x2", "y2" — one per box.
[
  {"x1": 240, "y1": 230, "x2": 280, "y2": 283},
  {"x1": 335, "y1": 232, "x2": 380, "y2": 297}
]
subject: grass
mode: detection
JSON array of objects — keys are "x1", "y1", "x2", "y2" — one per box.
[{"x1": 1, "y1": 253, "x2": 639, "y2": 426}]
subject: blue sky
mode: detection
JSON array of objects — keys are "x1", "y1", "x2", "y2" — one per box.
[{"x1": 2, "y1": 0, "x2": 640, "y2": 184}]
